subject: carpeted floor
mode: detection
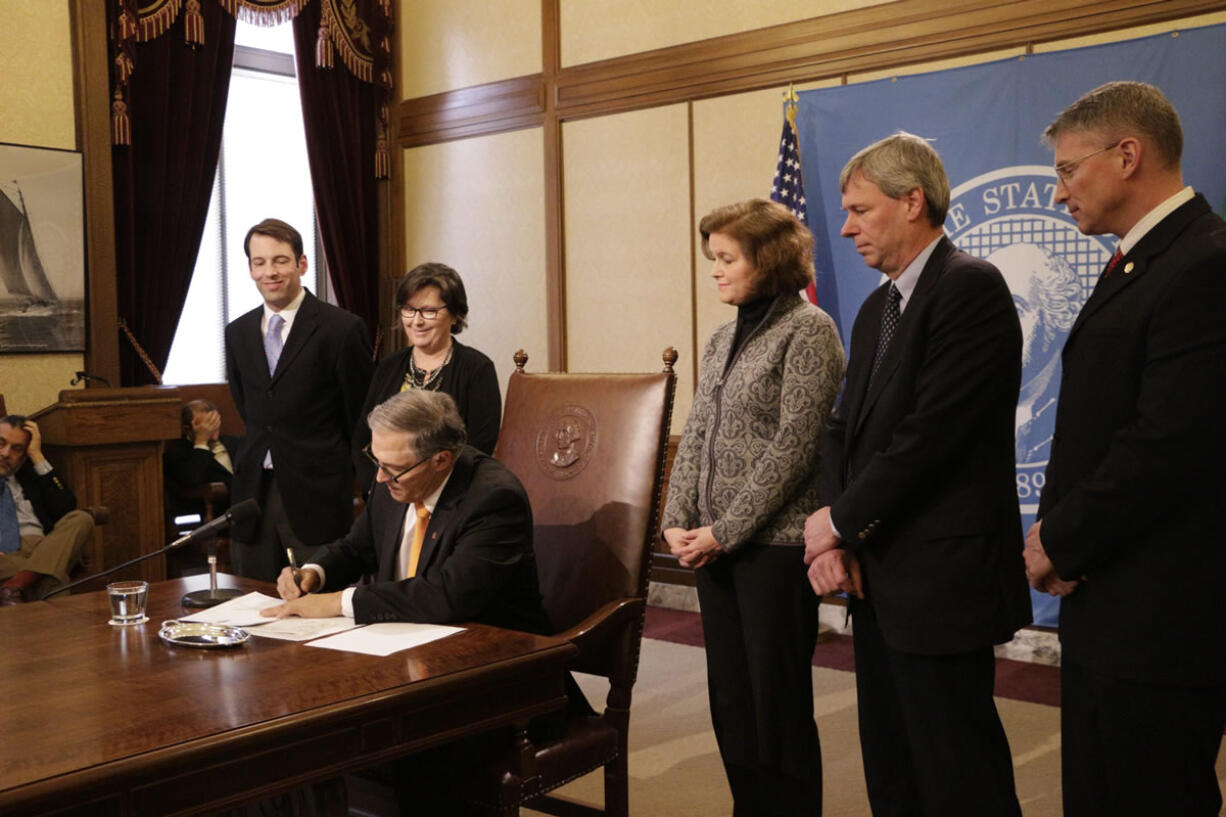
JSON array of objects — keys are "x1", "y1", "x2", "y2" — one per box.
[{"x1": 526, "y1": 605, "x2": 1226, "y2": 817}]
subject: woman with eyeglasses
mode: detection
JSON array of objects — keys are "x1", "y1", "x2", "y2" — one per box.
[{"x1": 352, "y1": 262, "x2": 501, "y2": 491}]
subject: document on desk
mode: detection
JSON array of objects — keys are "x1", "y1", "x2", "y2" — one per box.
[
  {"x1": 179, "y1": 591, "x2": 283, "y2": 627},
  {"x1": 177, "y1": 591, "x2": 361, "y2": 642},
  {"x1": 306, "y1": 622, "x2": 464, "y2": 657}
]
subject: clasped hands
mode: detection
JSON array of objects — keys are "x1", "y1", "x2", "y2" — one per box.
[
  {"x1": 259, "y1": 566, "x2": 344, "y2": 618},
  {"x1": 803, "y1": 506, "x2": 863, "y2": 599},
  {"x1": 662, "y1": 526, "x2": 725, "y2": 569},
  {"x1": 1023, "y1": 520, "x2": 1080, "y2": 597}
]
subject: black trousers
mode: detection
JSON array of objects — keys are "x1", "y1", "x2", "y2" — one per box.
[
  {"x1": 1061, "y1": 658, "x2": 1226, "y2": 817},
  {"x1": 696, "y1": 544, "x2": 822, "y2": 817},
  {"x1": 851, "y1": 598, "x2": 1021, "y2": 817},
  {"x1": 230, "y1": 471, "x2": 312, "y2": 582}
]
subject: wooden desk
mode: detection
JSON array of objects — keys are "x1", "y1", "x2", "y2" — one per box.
[{"x1": 0, "y1": 575, "x2": 575, "y2": 817}]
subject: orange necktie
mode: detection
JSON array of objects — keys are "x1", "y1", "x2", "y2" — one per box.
[{"x1": 407, "y1": 505, "x2": 431, "y2": 578}]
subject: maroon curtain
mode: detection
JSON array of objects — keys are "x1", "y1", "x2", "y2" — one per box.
[
  {"x1": 291, "y1": 2, "x2": 381, "y2": 338},
  {"x1": 112, "y1": 6, "x2": 237, "y2": 386}
]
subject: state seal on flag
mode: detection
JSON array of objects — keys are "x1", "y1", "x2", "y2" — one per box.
[{"x1": 945, "y1": 166, "x2": 1112, "y2": 512}]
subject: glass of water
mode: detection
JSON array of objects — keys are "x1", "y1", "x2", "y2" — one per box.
[{"x1": 107, "y1": 580, "x2": 149, "y2": 626}]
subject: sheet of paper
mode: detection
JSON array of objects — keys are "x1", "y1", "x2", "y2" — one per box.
[
  {"x1": 247, "y1": 616, "x2": 360, "y2": 642},
  {"x1": 306, "y1": 622, "x2": 464, "y2": 657},
  {"x1": 178, "y1": 591, "x2": 285, "y2": 627}
]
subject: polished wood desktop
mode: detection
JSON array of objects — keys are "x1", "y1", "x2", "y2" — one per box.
[{"x1": 0, "y1": 575, "x2": 575, "y2": 817}]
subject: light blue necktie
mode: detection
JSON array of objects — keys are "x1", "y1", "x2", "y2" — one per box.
[
  {"x1": 264, "y1": 313, "x2": 285, "y2": 375},
  {"x1": 0, "y1": 479, "x2": 21, "y2": 554}
]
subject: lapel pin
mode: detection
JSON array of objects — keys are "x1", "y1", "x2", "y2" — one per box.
[{"x1": 1123, "y1": 262, "x2": 1134, "y2": 274}]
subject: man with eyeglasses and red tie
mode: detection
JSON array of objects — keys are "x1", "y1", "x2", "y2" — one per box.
[
  {"x1": 1025, "y1": 81, "x2": 1226, "y2": 817},
  {"x1": 261, "y1": 389, "x2": 547, "y2": 634}
]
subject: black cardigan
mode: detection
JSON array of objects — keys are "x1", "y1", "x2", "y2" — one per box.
[{"x1": 352, "y1": 339, "x2": 502, "y2": 491}]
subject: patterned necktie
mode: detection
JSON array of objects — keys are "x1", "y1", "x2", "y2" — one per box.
[
  {"x1": 0, "y1": 479, "x2": 21, "y2": 555},
  {"x1": 869, "y1": 283, "x2": 902, "y2": 387},
  {"x1": 1102, "y1": 249, "x2": 1124, "y2": 279},
  {"x1": 406, "y1": 505, "x2": 431, "y2": 578},
  {"x1": 264, "y1": 313, "x2": 285, "y2": 375}
]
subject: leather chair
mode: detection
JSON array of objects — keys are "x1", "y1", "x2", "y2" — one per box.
[
  {"x1": 465, "y1": 347, "x2": 678, "y2": 817},
  {"x1": 164, "y1": 479, "x2": 231, "y2": 576}
]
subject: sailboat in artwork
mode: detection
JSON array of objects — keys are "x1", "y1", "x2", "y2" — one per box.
[{"x1": 0, "y1": 182, "x2": 58, "y2": 311}]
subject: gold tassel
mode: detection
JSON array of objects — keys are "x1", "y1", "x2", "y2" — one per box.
[
  {"x1": 375, "y1": 136, "x2": 389, "y2": 180},
  {"x1": 316, "y1": 21, "x2": 333, "y2": 69},
  {"x1": 111, "y1": 89, "x2": 132, "y2": 146},
  {"x1": 115, "y1": 50, "x2": 134, "y2": 84},
  {"x1": 184, "y1": 0, "x2": 204, "y2": 45},
  {"x1": 119, "y1": 4, "x2": 137, "y2": 40}
]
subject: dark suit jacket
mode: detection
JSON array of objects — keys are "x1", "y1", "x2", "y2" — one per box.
[
  {"x1": 14, "y1": 459, "x2": 76, "y2": 532},
  {"x1": 352, "y1": 340, "x2": 502, "y2": 491},
  {"x1": 824, "y1": 237, "x2": 1031, "y2": 655},
  {"x1": 224, "y1": 291, "x2": 373, "y2": 544},
  {"x1": 162, "y1": 435, "x2": 239, "y2": 522},
  {"x1": 1038, "y1": 194, "x2": 1226, "y2": 687},
  {"x1": 310, "y1": 445, "x2": 548, "y2": 633}
]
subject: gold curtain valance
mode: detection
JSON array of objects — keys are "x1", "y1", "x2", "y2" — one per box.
[{"x1": 111, "y1": 0, "x2": 393, "y2": 176}]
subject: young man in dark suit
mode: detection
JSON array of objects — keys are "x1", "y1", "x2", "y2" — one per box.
[
  {"x1": 261, "y1": 389, "x2": 546, "y2": 635},
  {"x1": 224, "y1": 218, "x2": 373, "y2": 581},
  {"x1": 0, "y1": 416, "x2": 94, "y2": 604},
  {"x1": 1026, "y1": 81, "x2": 1226, "y2": 817},
  {"x1": 805, "y1": 133, "x2": 1030, "y2": 817}
]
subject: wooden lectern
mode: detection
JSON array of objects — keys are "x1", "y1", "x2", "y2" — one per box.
[{"x1": 33, "y1": 387, "x2": 181, "y2": 586}]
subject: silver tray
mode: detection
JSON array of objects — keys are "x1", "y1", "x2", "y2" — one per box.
[{"x1": 158, "y1": 619, "x2": 251, "y2": 649}]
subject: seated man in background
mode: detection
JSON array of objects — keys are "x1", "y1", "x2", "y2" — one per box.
[
  {"x1": 163, "y1": 399, "x2": 240, "y2": 575},
  {"x1": 0, "y1": 416, "x2": 94, "y2": 605},
  {"x1": 262, "y1": 389, "x2": 547, "y2": 633},
  {"x1": 163, "y1": 398, "x2": 238, "y2": 525}
]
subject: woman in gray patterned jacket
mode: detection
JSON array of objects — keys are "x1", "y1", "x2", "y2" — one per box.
[{"x1": 662, "y1": 198, "x2": 844, "y2": 816}]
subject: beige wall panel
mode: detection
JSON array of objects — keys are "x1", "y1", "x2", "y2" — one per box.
[
  {"x1": 400, "y1": 0, "x2": 541, "y2": 99},
  {"x1": 0, "y1": 0, "x2": 82, "y2": 409},
  {"x1": 563, "y1": 104, "x2": 693, "y2": 431},
  {"x1": 401, "y1": 128, "x2": 547, "y2": 397},
  {"x1": 0, "y1": 0, "x2": 75, "y2": 149},
  {"x1": 561, "y1": 0, "x2": 889, "y2": 67},
  {"x1": 1, "y1": 357, "x2": 82, "y2": 415}
]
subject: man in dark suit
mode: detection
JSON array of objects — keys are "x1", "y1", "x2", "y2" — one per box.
[
  {"x1": 805, "y1": 133, "x2": 1030, "y2": 817},
  {"x1": 0, "y1": 416, "x2": 94, "y2": 604},
  {"x1": 163, "y1": 399, "x2": 239, "y2": 523},
  {"x1": 261, "y1": 389, "x2": 547, "y2": 634},
  {"x1": 225, "y1": 218, "x2": 373, "y2": 581},
  {"x1": 1025, "y1": 81, "x2": 1226, "y2": 817}
]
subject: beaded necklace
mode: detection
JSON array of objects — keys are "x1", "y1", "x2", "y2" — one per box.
[{"x1": 403, "y1": 344, "x2": 454, "y2": 392}]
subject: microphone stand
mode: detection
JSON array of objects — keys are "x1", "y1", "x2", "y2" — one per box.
[
  {"x1": 43, "y1": 499, "x2": 259, "y2": 604},
  {"x1": 42, "y1": 532, "x2": 201, "y2": 599},
  {"x1": 180, "y1": 540, "x2": 245, "y2": 608}
]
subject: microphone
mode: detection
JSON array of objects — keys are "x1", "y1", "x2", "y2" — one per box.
[
  {"x1": 170, "y1": 498, "x2": 259, "y2": 550},
  {"x1": 43, "y1": 499, "x2": 261, "y2": 602},
  {"x1": 70, "y1": 370, "x2": 112, "y2": 387}
]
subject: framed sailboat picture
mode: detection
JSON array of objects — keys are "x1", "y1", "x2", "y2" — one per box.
[{"x1": 0, "y1": 142, "x2": 86, "y2": 352}]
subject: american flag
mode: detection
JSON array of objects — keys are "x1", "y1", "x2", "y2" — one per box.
[{"x1": 771, "y1": 105, "x2": 818, "y2": 303}]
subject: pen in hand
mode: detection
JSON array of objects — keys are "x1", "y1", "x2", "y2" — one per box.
[{"x1": 286, "y1": 548, "x2": 305, "y2": 593}]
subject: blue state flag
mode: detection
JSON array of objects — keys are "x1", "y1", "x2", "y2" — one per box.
[{"x1": 793, "y1": 23, "x2": 1226, "y2": 624}]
